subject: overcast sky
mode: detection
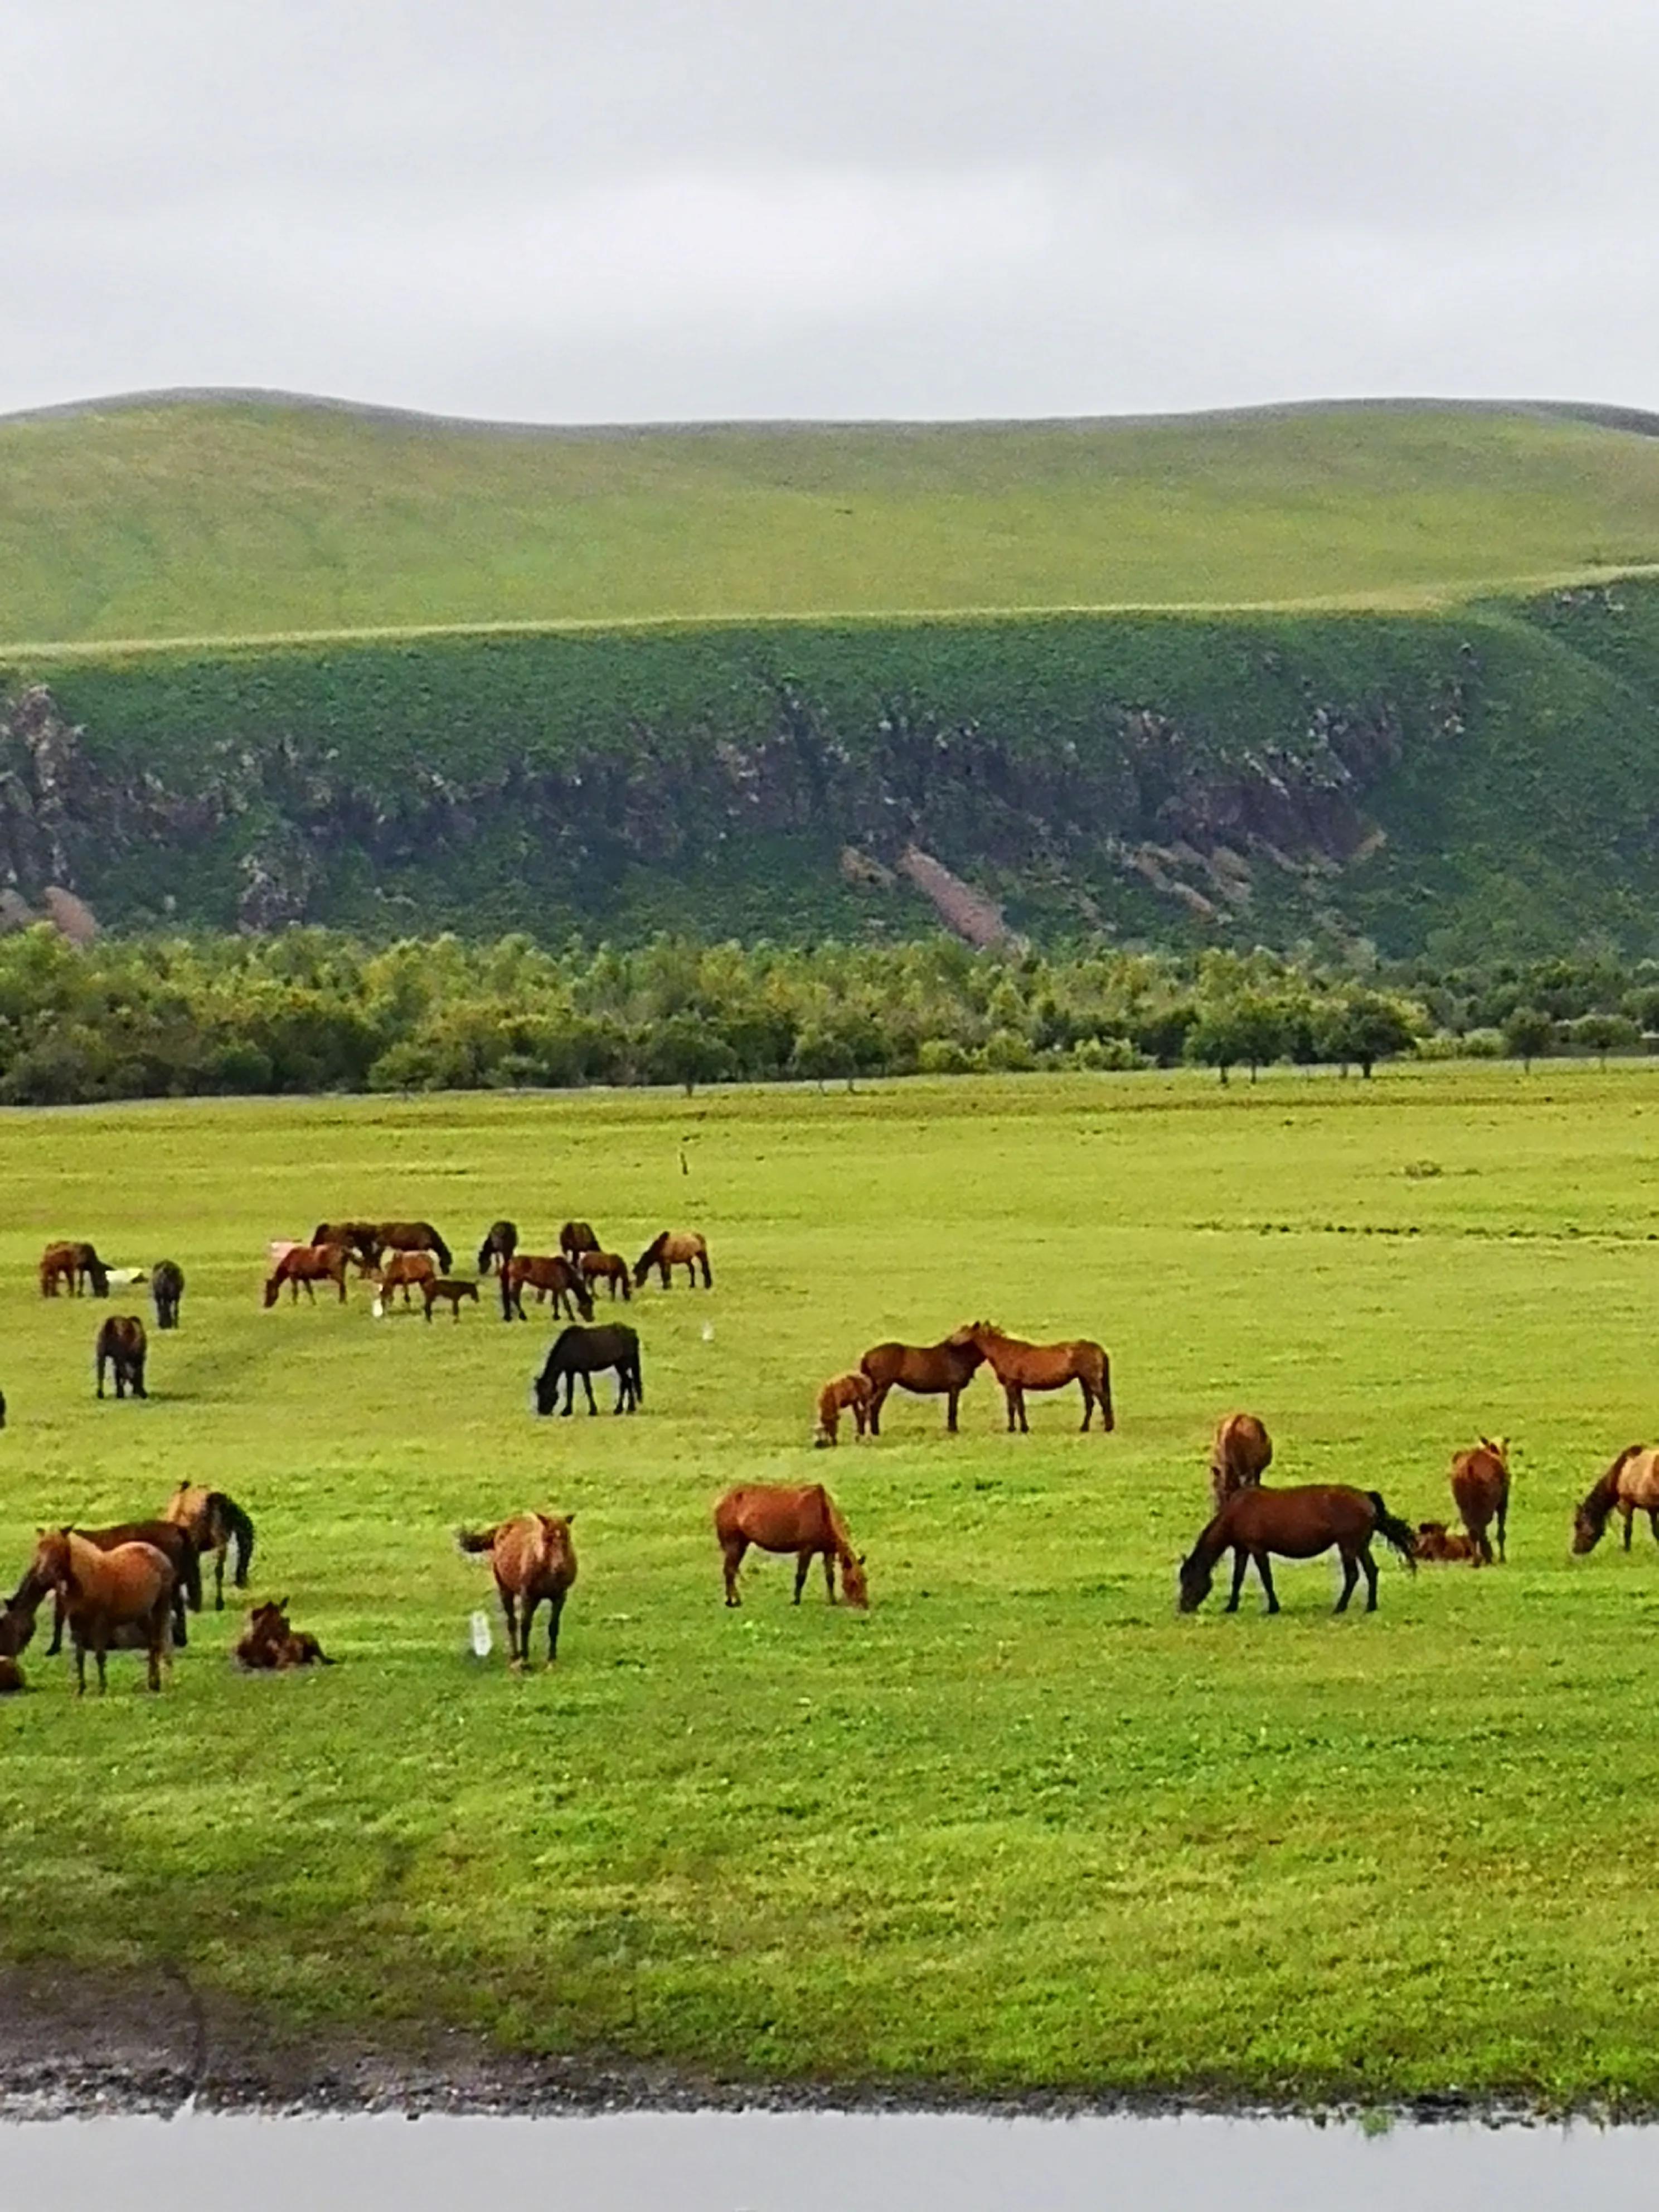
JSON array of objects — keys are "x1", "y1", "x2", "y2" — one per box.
[{"x1": 7, "y1": 0, "x2": 1657, "y2": 424}]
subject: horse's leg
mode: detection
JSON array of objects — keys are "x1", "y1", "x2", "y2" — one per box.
[
  {"x1": 581, "y1": 1371, "x2": 598, "y2": 1415},
  {"x1": 1477, "y1": 1526, "x2": 1494, "y2": 1566},
  {"x1": 1254, "y1": 1552, "x2": 1280, "y2": 1615},
  {"x1": 722, "y1": 1537, "x2": 747, "y2": 1605},
  {"x1": 96, "y1": 1355, "x2": 105, "y2": 1400},
  {"x1": 867, "y1": 1382, "x2": 889, "y2": 1437},
  {"x1": 793, "y1": 1550, "x2": 811, "y2": 1604},
  {"x1": 214, "y1": 1542, "x2": 226, "y2": 1611},
  {"x1": 1360, "y1": 1545, "x2": 1380, "y2": 1611},
  {"x1": 74, "y1": 1636, "x2": 86, "y2": 1697},
  {"x1": 1078, "y1": 1379, "x2": 1092, "y2": 1433},
  {"x1": 946, "y1": 1389, "x2": 961, "y2": 1434},
  {"x1": 1334, "y1": 1547, "x2": 1359, "y2": 1613},
  {"x1": 1016, "y1": 1388, "x2": 1029, "y2": 1435},
  {"x1": 147, "y1": 1625, "x2": 163, "y2": 1692},
  {"x1": 46, "y1": 1592, "x2": 65, "y2": 1657},
  {"x1": 545, "y1": 1589, "x2": 566, "y2": 1663},
  {"x1": 1224, "y1": 1547, "x2": 1248, "y2": 1613},
  {"x1": 133, "y1": 1359, "x2": 147, "y2": 1400},
  {"x1": 1003, "y1": 1383, "x2": 1017, "y2": 1433},
  {"x1": 172, "y1": 1584, "x2": 188, "y2": 1649},
  {"x1": 1650, "y1": 1507, "x2": 1659, "y2": 1548},
  {"x1": 560, "y1": 1372, "x2": 574, "y2": 1416},
  {"x1": 498, "y1": 1584, "x2": 519, "y2": 1663},
  {"x1": 1497, "y1": 1496, "x2": 1508, "y2": 1563},
  {"x1": 94, "y1": 1629, "x2": 109, "y2": 1695},
  {"x1": 1624, "y1": 1505, "x2": 1635, "y2": 1551},
  {"x1": 821, "y1": 1547, "x2": 836, "y2": 1603}
]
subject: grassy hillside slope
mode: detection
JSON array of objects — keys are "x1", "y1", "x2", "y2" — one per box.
[{"x1": 7, "y1": 396, "x2": 1659, "y2": 646}]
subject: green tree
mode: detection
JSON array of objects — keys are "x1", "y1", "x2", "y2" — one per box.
[{"x1": 1502, "y1": 1006, "x2": 1555, "y2": 1071}]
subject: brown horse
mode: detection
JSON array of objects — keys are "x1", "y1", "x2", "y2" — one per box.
[
  {"x1": 504, "y1": 1254, "x2": 595, "y2": 1322},
  {"x1": 235, "y1": 1598, "x2": 333, "y2": 1669},
  {"x1": 859, "y1": 1330, "x2": 983, "y2": 1435},
  {"x1": 421, "y1": 1277, "x2": 479, "y2": 1321},
  {"x1": 814, "y1": 1371, "x2": 874, "y2": 1447},
  {"x1": 634, "y1": 1230, "x2": 712, "y2": 1289},
  {"x1": 576, "y1": 1249, "x2": 633, "y2": 1302},
  {"x1": 960, "y1": 1321, "x2": 1113, "y2": 1434},
  {"x1": 1450, "y1": 1437, "x2": 1511, "y2": 1563},
  {"x1": 265, "y1": 1244, "x2": 350, "y2": 1306},
  {"x1": 1573, "y1": 1444, "x2": 1659, "y2": 1553},
  {"x1": 476, "y1": 1219, "x2": 518, "y2": 1275},
  {"x1": 1210, "y1": 1412, "x2": 1273, "y2": 1508},
  {"x1": 7, "y1": 1519, "x2": 200, "y2": 1656},
  {"x1": 1178, "y1": 1485, "x2": 1418, "y2": 1616},
  {"x1": 163, "y1": 1482, "x2": 255, "y2": 1609},
  {"x1": 714, "y1": 1483, "x2": 869, "y2": 1608},
  {"x1": 456, "y1": 1512, "x2": 578, "y2": 1666},
  {"x1": 28, "y1": 1529, "x2": 175, "y2": 1692},
  {"x1": 310, "y1": 1221, "x2": 381, "y2": 1268},
  {"x1": 1413, "y1": 1520, "x2": 1484, "y2": 1564},
  {"x1": 40, "y1": 1241, "x2": 109, "y2": 1297},
  {"x1": 560, "y1": 1221, "x2": 600, "y2": 1260},
  {"x1": 95, "y1": 1315, "x2": 148, "y2": 1399},
  {"x1": 375, "y1": 1220, "x2": 454, "y2": 1273},
  {"x1": 376, "y1": 1250, "x2": 438, "y2": 1307}
]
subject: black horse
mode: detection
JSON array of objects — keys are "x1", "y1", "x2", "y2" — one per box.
[
  {"x1": 477, "y1": 1219, "x2": 518, "y2": 1275},
  {"x1": 533, "y1": 1325, "x2": 643, "y2": 1416},
  {"x1": 151, "y1": 1259, "x2": 186, "y2": 1330}
]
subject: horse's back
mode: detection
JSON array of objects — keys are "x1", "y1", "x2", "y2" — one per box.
[
  {"x1": 1221, "y1": 1482, "x2": 1375, "y2": 1553},
  {"x1": 716, "y1": 1483, "x2": 830, "y2": 1550}
]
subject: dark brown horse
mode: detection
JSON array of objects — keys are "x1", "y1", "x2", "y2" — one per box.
[
  {"x1": 310, "y1": 1221, "x2": 382, "y2": 1267},
  {"x1": 504, "y1": 1254, "x2": 594, "y2": 1322},
  {"x1": 634, "y1": 1230, "x2": 712, "y2": 1289},
  {"x1": 476, "y1": 1219, "x2": 518, "y2": 1275},
  {"x1": 859, "y1": 1330, "x2": 983, "y2": 1435},
  {"x1": 714, "y1": 1483, "x2": 869, "y2": 1608},
  {"x1": 235, "y1": 1598, "x2": 333, "y2": 1669},
  {"x1": 533, "y1": 1325, "x2": 642, "y2": 1414},
  {"x1": 40, "y1": 1241, "x2": 109, "y2": 1297},
  {"x1": 1450, "y1": 1437, "x2": 1511, "y2": 1563},
  {"x1": 28, "y1": 1529, "x2": 176, "y2": 1692},
  {"x1": 95, "y1": 1315, "x2": 148, "y2": 1399},
  {"x1": 162, "y1": 1482, "x2": 255, "y2": 1609},
  {"x1": 1178, "y1": 1485, "x2": 1418, "y2": 1616},
  {"x1": 1573, "y1": 1444, "x2": 1659, "y2": 1553},
  {"x1": 456, "y1": 1511, "x2": 578, "y2": 1666},
  {"x1": 959, "y1": 1321, "x2": 1113, "y2": 1434},
  {"x1": 265, "y1": 1244, "x2": 350, "y2": 1306},
  {"x1": 421, "y1": 1277, "x2": 479, "y2": 1321},
  {"x1": 375, "y1": 1219, "x2": 453, "y2": 1273},
  {"x1": 151, "y1": 1259, "x2": 185, "y2": 1330},
  {"x1": 576, "y1": 1249, "x2": 633, "y2": 1301},
  {"x1": 560, "y1": 1221, "x2": 600, "y2": 1261},
  {"x1": 1210, "y1": 1412, "x2": 1273, "y2": 1508}
]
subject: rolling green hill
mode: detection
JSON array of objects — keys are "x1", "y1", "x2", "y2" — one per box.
[
  {"x1": 7, "y1": 392, "x2": 1659, "y2": 957},
  {"x1": 6, "y1": 394, "x2": 1659, "y2": 647}
]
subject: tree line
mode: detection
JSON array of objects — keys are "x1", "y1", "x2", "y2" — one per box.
[{"x1": 0, "y1": 926, "x2": 1653, "y2": 1107}]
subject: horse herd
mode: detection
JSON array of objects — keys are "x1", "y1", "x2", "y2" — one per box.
[{"x1": 9, "y1": 1213, "x2": 1657, "y2": 1690}]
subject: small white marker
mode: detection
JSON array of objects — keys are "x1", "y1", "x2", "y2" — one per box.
[
  {"x1": 371, "y1": 1296, "x2": 385, "y2": 1319},
  {"x1": 701, "y1": 1322, "x2": 715, "y2": 1343},
  {"x1": 469, "y1": 1611, "x2": 493, "y2": 1658}
]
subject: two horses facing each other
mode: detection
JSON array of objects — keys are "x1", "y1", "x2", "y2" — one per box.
[
  {"x1": 714, "y1": 1484, "x2": 867, "y2": 1610},
  {"x1": 457, "y1": 1511, "x2": 577, "y2": 1667},
  {"x1": 1180, "y1": 1484, "x2": 1418, "y2": 1617},
  {"x1": 853, "y1": 1321, "x2": 1112, "y2": 1437}
]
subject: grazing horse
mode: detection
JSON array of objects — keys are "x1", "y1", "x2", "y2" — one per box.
[
  {"x1": 1178, "y1": 1485, "x2": 1418, "y2": 1617},
  {"x1": 28, "y1": 1529, "x2": 175, "y2": 1693},
  {"x1": 151, "y1": 1259, "x2": 185, "y2": 1330},
  {"x1": 633, "y1": 1230, "x2": 712, "y2": 1289},
  {"x1": 714, "y1": 1484, "x2": 869, "y2": 1609},
  {"x1": 40, "y1": 1241, "x2": 109, "y2": 1297},
  {"x1": 375, "y1": 1220, "x2": 453, "y2": 1273},
  {"x1": 814, "y1": 1371, "x2": 874, "y2": 1447},
  {"x1": 1573, "y1": 1444, "x2": 1659, "y2": 1553},
  {"x1": 477, "y1": 1219, "x2": 518, "y2": 1275},
  {"x1": 859, "y1": 1331, "x2": 984, "y2": 1436},
  {"x1": 456, "y1": 1511, "x2": 578, "y2": 1666},
  {"x1": 1210, "y1": 1412, "x2": 1272, "y2": 1508},
  {"x1": 95, "y1": 1315, "x2": 148, "y2": 1400},
  {"x1": 376, "y1": 1250, "x2": 438, "y2": 1307},
  {"x1": 265, "y1": 1243, "x2": 350, "y2": 1306},
  {"x1": 1450, "y1": 1437, "x2": 1511, "y2": 1563},
  {"x1": 311, "y1": 1221, "x2": 381, "y2": 1267},
  {"x1": 504, "y1": 1254, "x2": 594, "y2": 1323},
  {"x1": 533, "y1": 1325, "x2": 642, "y2": 1415},
  {"x1": 8, "y1": 1519, "x2": 200, "y2": 1656},
  {"x1": 162, "y1": 1482, "x2": 255, "y2": 1609},
  {"x1": 235, "y1": 1599, "x2": 333, "y2": 1670},
  {"x1": 560, "y1": 1221, "x2": 600, "y2": 1261},
  {"x1": 576, "y1": 1250, "x2": 632, "y2": 1302},
  {"x1": 1413, "y1": 1520, "x2": 1484, "y2": 1564},
  {"x1": 959, "y1": 1321, "x2": 1113, "y2": 1434},
  {"x1": 422, "y1": 1277, "x2": 480, "y2": 1322}
]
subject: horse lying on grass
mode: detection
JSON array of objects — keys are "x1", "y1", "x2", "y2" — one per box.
[{"x1": 235, "y1": 1599, "x2": 333, "y2": 1669}]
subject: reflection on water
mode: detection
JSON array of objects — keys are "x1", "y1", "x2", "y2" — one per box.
[{"x1": 0, "y1": 2104, "x2": 1650, "y2": 2211}]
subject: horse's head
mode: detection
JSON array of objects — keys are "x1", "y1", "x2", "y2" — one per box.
[
  {"x1": 1571, "y1": 1501, "x2": 1605, "y2": 1554},
  {"x1": 532, "y1": 1366, "x2": 560, "y2": 1417},
  {"x1": 841, "y1": 1553, "x2": 870, "y2": 1609},
  {"x1": 0, "y1": 1599, "x2": 35, "y2": 1658},
  {"x1": 247, "y1": 1599, "x2": 288, "y2": 1639},
  {"x1": 32, "y1": 1529, "x2": 71, "y2": 1588},
  {"x1": 1176, "y1": 1548, "x2": 1214, "y2": 1613},
  {"x1": 262, "y1": 1275, "x2": 282, "y2": 1308},
  {"x1": 632, "y1": 1240, "x2": 661, "y2": 1286}
]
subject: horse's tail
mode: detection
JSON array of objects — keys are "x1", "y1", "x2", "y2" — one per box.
[
  {"x1": 430, "y1": 1228, "x2": 453, "y2": 1273},
  {"x1": 215, "y1": 1494, "x2": 256, "y2": 1588},
  {"x1": 1366, "y1": 1492, "x2": 1418, "y2": 1571},
  {"x1": 455, "y1": 1524, "x2": 499, "y2": 1555}
]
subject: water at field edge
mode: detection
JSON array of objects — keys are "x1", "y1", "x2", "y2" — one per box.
[{"x1": 0, "y1": 2106, "x2": 1650, "y2": 2210}]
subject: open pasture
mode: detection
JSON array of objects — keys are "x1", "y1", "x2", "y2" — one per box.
[{"x1": 4, "y1": 1064, "x2": 1659, "y2": 2104}]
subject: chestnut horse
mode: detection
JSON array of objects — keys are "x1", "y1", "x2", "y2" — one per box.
[
  {"x1": 959, "y1": 1322, "x2": 1113, "y2": 1434},
  {"x1": 28, "y1": 1529, "x2": 176, "y2": 1692},
  {"x1": 814, "y1": 1371, "x2": 874, "y2": 1447},
  {"x1": 859, "y1": 1330, "x2": 983, "y2": 1435},
  {"x1": 7, "y1": 1519, "x2": 199, "y2": 1656},
  {"x1": 162, "y1": 1482, "x2": 255, "y2": 1609},
  {"x1": 714, "y1": 1483, "x2": 868, "y2": 1608},
  {"x1": 235, "y1": 1599, "x2": 333, "y2": 1669},
  {"x1": 1210, "y1": 1412, "x2": 1273, "y2": 1508},
  {"x1": 456, "y1": 1511, "x2": 578, "y2": 1666},
  {"x1": 95, "y1": 1315, "x2": 148, "y2": 1399},
  {"x1": 504, "y1": 1254, "x2": 594, "y2": 1323},
  {"x1": 1178, "y1": 1485, "x2": 1418, "y2": 1616},
  {"x1": 40, "y1": 1241, "x2": 109, "y2": 1297},
  {"x1": 576, "y1": 1250, "x2": 633, "y2": 1302},
  {"x1": 634, "y1": 1230, "x2": 712, "y2": 1289},
  {"x1": 1414, "y1": 1520, "x2": 1483, "y2": 1564},
  {"x1": 376, "y1": 1250, "x2": 437, "y2": 1307},
  {"x1": 265, "y1": 1244, "x2": 349, "y2": 1306},
  {"x1": 1573, "y1": 1444, "x2": 1659, "y2": 1553},
  {"x1": 476, "y1": 1219, "x2": 518, "y2": 1275},
  {"x1": 1450, "y1": 1437, "x2": 1511, "y2": 1563}
]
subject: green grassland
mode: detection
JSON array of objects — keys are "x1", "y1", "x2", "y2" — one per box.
[
  {"x1": 7, "y1": 398, "x2": 1659, "y2": 647},
  {"x1": 5, "y1": 1063, "x2": 1659, "y2": 2104}
]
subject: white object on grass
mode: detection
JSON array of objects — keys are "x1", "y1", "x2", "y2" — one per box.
[
  {"x1": 701, "y1": 1322, "x2": 715, "y2": 1343},
  {"x1": 372, "y1": 1295, "x2": 385, "y2": 1319},
  {"x1": 470, "y1": 1611, "x2": 493, "y2": 1658}
]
